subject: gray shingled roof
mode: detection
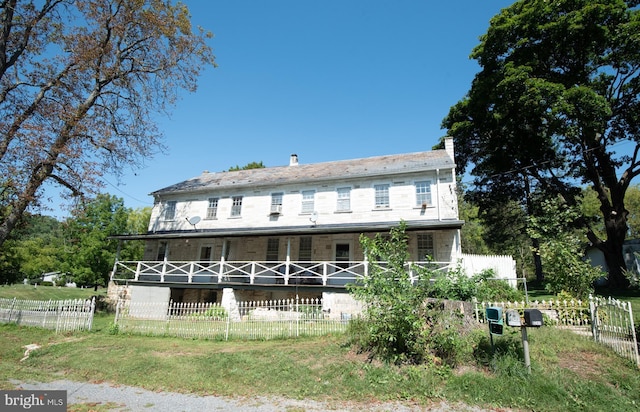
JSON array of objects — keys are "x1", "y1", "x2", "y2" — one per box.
[{"x1": 151, "y1": 149, "x2": 454, "y2": 196}]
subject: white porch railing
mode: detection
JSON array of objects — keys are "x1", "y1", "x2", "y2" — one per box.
[{"x1": 110, "y1": 259, "x2": 455, "y2": 287}]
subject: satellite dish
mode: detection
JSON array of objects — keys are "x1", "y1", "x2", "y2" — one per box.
[
  {"x1": 186, "y1": 216, "x2": 201, "y2": 229},
  {"x1": 309, "y1": 211, "x2": 318, "y2": 224}
]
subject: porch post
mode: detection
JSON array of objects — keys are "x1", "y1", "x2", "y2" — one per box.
[
  {"x1": 218, "y1": 239, "x2": 227, "y2": 283},
  {"x1": 285, "y1": 238, "x2": 291, "y2": 285}
]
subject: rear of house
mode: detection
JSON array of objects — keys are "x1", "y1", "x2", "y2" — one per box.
[{"x1": 110, "y1": 139, "x2": 465, "y2": 316}]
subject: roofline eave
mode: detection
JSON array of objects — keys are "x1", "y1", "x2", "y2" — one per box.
[{"x1": 110, "y1": 219, "x2": 464, "y2": 241}]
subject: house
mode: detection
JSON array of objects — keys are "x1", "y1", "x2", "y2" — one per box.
[{"x1": 109, "y1": 138, "x2": 469, "y2": 316}]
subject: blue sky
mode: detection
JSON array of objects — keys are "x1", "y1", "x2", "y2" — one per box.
[{"x1": 51, "y1": 1, "x2": 517, "y2": 215}]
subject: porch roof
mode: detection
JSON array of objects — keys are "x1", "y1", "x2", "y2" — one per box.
[{"x1": 110, "y1": 218, "x2": 464, "y2": 240}]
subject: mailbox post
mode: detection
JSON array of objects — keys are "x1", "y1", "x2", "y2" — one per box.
[{"x1": 522, "y1": 309, "x2": 543, "y2": 373}]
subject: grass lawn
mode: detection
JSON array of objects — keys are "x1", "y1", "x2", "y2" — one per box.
[
  {"x1": 1, "y1": 285, "x2": 639, "y2": 411},
  {"x1": 0, "y1": 284, "x2": 106, "y2": 300}
]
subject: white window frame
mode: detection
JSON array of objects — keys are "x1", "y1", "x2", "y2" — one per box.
[
  {"x1": 231, "y1": 196, "x2": 243, "y2": 217},
  {"x1": 270, "y1": 192, "x2": 283, "y2": 214},
  {"x1": 336, "y1": 187, "x2": 351, "y2": 212},
  {"x1": 374, "y1": 184, "x2": 390, "y2": 209},
  {"x1": 163, "y1": 201, "x2": 176, "y2": 221},
  {"x1": 205, "y1": 197, "x2": 219, "y2": 220},
  {"x1": 415, "y1": 181, "x2": 432, "y2": 207},
  {"x1": 301, "y1": 190, "x2": 315, "y2": 214}
]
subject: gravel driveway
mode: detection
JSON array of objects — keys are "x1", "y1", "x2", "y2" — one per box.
[{"x1": 12, "y1": 379, "x2": 499, "y2": 411}]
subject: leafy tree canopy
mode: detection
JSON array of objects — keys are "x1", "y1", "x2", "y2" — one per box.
[
  {"x1": 0, "y1": 0, "x2": 216, "y2": 250},
  {"x1": 227, "y1": 161, "x2": 266, "y2": 171},
  {"x1": 443, "y1": 0, "x2": 640, "y2": 288}
]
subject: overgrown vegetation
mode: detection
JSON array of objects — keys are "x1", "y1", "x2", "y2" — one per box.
[
  {"x1": 347, "y1": 222, "x2": 524, "y2": 366},
  {"x1": 528, "y1": 198, "x2": 606, "y2": 299}
]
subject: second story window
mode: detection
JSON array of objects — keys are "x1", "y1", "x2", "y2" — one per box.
[
  {"x1": 163, "y1": 201, "x2": 176, "y2": 220},
  {"x1": 374, "y1": 184, "x2": 390, "y2": 209},
  {"x1": 415, "y1": 181, "x2": 432, "y2": 207},
  {"x1": 231, "y1": 196, "x2": 243, "y2": 217},
  {"x1": 301, "y1": 190, "x2": 315, "y2": 214},
  {"x1": 270, "y1": 192, "x2": 283, "y2": 214},
  {"x1": 336, "y1": 187, "x2": 351, "y2": 212},
  {"x1": 206, "y1": 197, "x2": 219, "y2": 219}
]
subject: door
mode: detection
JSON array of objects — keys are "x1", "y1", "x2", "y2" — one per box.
[{"x1": 332, "y1": 242, "x2": 352, "y2": 286}]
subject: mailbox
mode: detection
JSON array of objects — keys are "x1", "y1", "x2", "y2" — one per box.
[
  {"x1": 485, "y1": 307, "x2": 502, "y2": 322},
  {"x1": 524, "y1": 309, "x2": 543, "y2": 327},
  {"x1": 489, "y1": 321, "x2": 504, "y2": 335},
  {"x1": 505, "y1": 309, "x2": 521, "y2": 327},
  {"x1": 486, "y1": 307, "x2": 503, "y2": 335}
]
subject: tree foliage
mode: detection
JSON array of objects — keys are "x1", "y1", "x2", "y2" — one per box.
[
  {"x1": 63, "y1": 194, "x2": 130, "y2": 287},
  {"x1": 0, "y1": 0, "x2": 216, "y2": 249},
  {"x1": 528, "y1": 198, "x2": 605, "y2": 299},
  {"x1": 443, "y1": 0, "x2": 640, "y2": 288},
  {"x1": 227, "y1": 161, "x2": 266, "y2": 171}
]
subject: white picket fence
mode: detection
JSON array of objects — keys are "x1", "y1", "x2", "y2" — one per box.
[
  {"x1": 475, "y1": 295, "x2": 639, "y2": 367},
  {"x1": 0, "y1": 297, "x2": 95, "y2": 332},
  {"x1": 114, "y1": 298, "x2": 348, "y2": 340}
]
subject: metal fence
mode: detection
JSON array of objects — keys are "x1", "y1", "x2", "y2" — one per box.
[
  {"x1": 475, "y1": 295, "x2": 639, "y2": 368},
  {"x1": 0, "y1": 297, "x2": 95, "y2": 332},
  {"x1": 114, "y1": 298, "x2": 348, "y2": 340},
  {"x1": 589, "y1": 295, "x2": 639, "y2": 367}
]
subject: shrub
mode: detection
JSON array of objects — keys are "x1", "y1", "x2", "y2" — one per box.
[
  {"x1": 201, "y1": 306, "x2": 228, "y2": 319},
  {"x1": 428, "y1": 268, "x2": 524, "y2": 302},
  {"x1": 348, "y1": 222, "x2": 483, "y2": 366}
]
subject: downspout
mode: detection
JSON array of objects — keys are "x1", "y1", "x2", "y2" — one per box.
[
  {"x1": 436, "y1": 169, "x2": 441, "y2": 221},
  {"x1": 285, "y1": 238, "x2": 291, "y2": 285}
]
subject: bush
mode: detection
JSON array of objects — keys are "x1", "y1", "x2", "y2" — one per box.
[
  {"x1": 201, "y1": 306, "x2": 228, "y2": 319},
  {"x1": 348, "y1": 222, "x2": 485, "y2": 366},
  {"x1": 428, "y1": 268, "x2": 524, "y2": 302}
]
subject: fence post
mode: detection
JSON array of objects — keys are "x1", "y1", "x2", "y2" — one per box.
[
  {"x1": 87, "y1": 297, "x2": 95, "y2": 331},
  {"x1": 626, "y1": 301, "x2": 639, "y2": 368},
  {"x1": 589, "y1": 294, "x2": 599, "y2": 341},
  {"x1": 7, "y1": 297, "x2": 16, "y2": 323}
]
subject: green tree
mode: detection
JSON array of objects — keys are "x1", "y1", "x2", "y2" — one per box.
[
  {"x1": 0, "y1": 0, "x2": 216, "y2": 250},
  {"x1": 227, "y1": 161, "x2": 265, "y2": 171},
  {"x1": 4, "y1": 214, "x2": 65, "y2": 283},
  {"x1": 443, "y1": 0, "x2": 640, "y2": 289},
  {"x1": 581, "y1": 184, "x2": 640, "y2": 239},
  {"x1": 120, "y1": 206, "x2": 151, "y2": 261},
  {"x1": 64, "y1": 194, "x2": 129, "y2": 288},
  {"x1": 348, "y1": 222, "x2": 432, "y2": 364},
  {"x1": 528, "y1": 198, "x2": 604, "y2": 299}
]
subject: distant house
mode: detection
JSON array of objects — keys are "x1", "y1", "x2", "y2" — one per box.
[
  {"x1": 586, "y1": 239, "x2": 640, "y2": 282},
  {"x1": 109, "y1": 138, "x2": 514, "y2": 316}
]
